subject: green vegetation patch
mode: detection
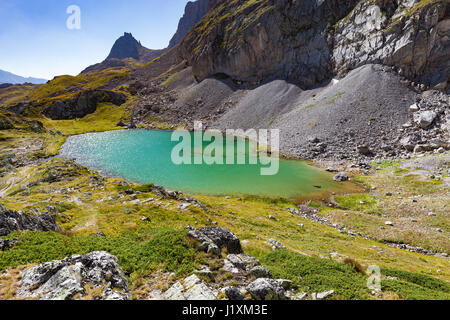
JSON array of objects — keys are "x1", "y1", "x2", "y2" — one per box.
[
  {"x1": 260, "y1": 250, "x2": 370, "y2": 300},
  {"x1": 0, "y1": 229, "x2": 201, "y2": 278},
  {"x1": 381, "y1": 268, "x2": 450, "y2": 300},
  {"x1": 335, "y1": 194, "x2": 382, "y2": 215}
]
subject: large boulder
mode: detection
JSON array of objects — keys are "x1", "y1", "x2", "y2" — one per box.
[
  {"x1": 246, "y1": 278, "x2": 287, "y2": 301},
  {"x1": 44, "y1": 90, "x2": 127, "y2": 120},
  {"x1": 0, "y1": 203, "x2": 60, "y2": 236},
  {"x1": 416, "y1": 110, "x2": 438, "y2": 129},
  {"x1": 187, "y1": 227, "x2": 243, "y2": 255},
  {"x1": 16, "y1": 251, "x2": 131, "y2": 300}
]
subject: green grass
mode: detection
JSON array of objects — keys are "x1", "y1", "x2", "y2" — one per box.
[
  {"x1": 259, "y1": 250, "x2": 370, "y2": 300},
  {"x1": 381, "y1": 268, "x2": 450, "y2": 300},
  {"x1": 335, "y1": 194, "x2": 382, "y2": 215},
  {"x1": 0, "y1": 229, "x2": 202, "y2": 278},
  {"x1": 28, "y1": 69, "x2": 130, "y2": 104}
]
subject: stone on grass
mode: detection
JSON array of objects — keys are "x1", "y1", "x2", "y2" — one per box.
[
  {"x1": 246, "y1": 278, "x2": 287, "y2": 300},
  {"x1": 17, "y1": 251, "x2": 131, "y2": 300},
  {"x1": 187, "y1": 227, "x2": 243, "y2": 256}
]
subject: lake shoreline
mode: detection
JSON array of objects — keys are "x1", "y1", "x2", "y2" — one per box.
[{"x1": 57, "y1": 129, "x2": 364, "y2": 201}]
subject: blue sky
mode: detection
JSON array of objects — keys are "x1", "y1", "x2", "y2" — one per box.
[{"x1": 0, "y1": 0, "x2": 190, "y2": 79}]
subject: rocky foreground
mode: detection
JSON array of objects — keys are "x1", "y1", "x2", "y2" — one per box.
[{"x1": 0, "y1": 226, "x2": 336, "y2": 300}]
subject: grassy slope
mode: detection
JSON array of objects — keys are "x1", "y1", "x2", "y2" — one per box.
[
  {"x1": 0, "y1": 155, "x2": 449, "y2": 299},
  {"x1": 323, "y1": 156, "x2": 450, "y2": 254}
]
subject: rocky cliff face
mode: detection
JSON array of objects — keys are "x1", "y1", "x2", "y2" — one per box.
[
  {"x1": 180, "y1": 0, "x2": 449, "y2": 90},
  {"x1": 44, "y1": 90, "x2": 127, "y2": 120},
  {"x1": 333, "y1": 0, "x2": 449, "y2": 90},
  {"x1": 168, "y1": 0, "x2": 210, "y2": 48}
]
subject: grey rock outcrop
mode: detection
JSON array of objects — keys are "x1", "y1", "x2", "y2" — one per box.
[
  {"x1": 187, "y1": 227, "x2": 243, "y2": 255},
  {"x1": 169, "y1": 0, "x2": 210, "y2": 48},
  {"x1": 223, "y1": 253, "x2": 261, "y2": 273},
  {"x1": 0, "y1": 203, "x2": 60, "y2": 236},
  {"x1": 163, "y1": 274, "x2": 217, "y2": 300},
  {"x1": 17, "y1": 251, "x2": 131, "y2": 300},
  {"x1": 223, "y1": 286, "x2": 245, "y2": 300},
  {"x1": 246, "y1": 278, "x2": 287, "y2": 300},
  {"x1": 333, "y1": 0, "x2": 449, "y2": 90},
  {"x1": 44, "y1": 89, "x2": 127, "y2": 120},
  {"x1": 249, "y1": 265, "x2": 272, "y2": 279}
]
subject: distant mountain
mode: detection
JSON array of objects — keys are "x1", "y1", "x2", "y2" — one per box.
[
  {"x1": 81, "y1": 33, "x2": 165, "y2": 74},
  {"x1": 106, "y1": 32, "x2": 164, "y2": 62},
  {"x1": 168, "y1": 0, "x2": 210, "y2": 48},
  {"x1": 0, "y1": 69, "x2": 47, "y2": 85}
]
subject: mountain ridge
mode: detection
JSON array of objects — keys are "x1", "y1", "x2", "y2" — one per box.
[{"x1": 0, "y1": 69, "x2": 47, "y2": 85}]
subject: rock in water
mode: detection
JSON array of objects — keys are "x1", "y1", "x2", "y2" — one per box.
[
  {"x1": 333, "y1": 172, "x2": 349, "y2": 182},
  {"x1": 17, "y1": 251, "x2": 131, "y2": 300},
  {"x1": 187, "y1": 227, "x2": 243, "y2": 255},
  {"x1": 246, "y1": 278, "x2": 287, "y2": 300},
  {"x1": 0, "y1": 203, "x2": 60, "y2": 236}
]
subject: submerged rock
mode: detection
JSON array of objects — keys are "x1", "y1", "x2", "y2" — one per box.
[{"x1": 17, "y1": 251, "x2": 131, "y2": 300}]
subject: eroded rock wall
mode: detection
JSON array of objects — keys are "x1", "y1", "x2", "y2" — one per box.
[{"x1": 180, "y1": 0, "x2": 449, "y2": 89}]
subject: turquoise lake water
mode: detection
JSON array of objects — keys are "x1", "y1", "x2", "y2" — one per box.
[{"x1": 59, "y1": 130, "x2": 347, "y2": 198}]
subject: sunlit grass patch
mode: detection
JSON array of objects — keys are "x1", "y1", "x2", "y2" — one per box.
[{"x1": 335, "y1": 194, "x2": 382, "y2": 215}]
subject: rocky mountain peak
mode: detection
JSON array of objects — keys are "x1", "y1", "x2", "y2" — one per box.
[
  {"x1": 106, "y1": 32, "x2": 143, "y2": 60},
  {"x1": 168, "y1": 0, "x2": 210, "y2": 48}
]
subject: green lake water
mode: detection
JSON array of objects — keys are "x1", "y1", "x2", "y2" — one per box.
[{"x1": 59, "y1": 130, "x2": 349, "y2": 198}]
